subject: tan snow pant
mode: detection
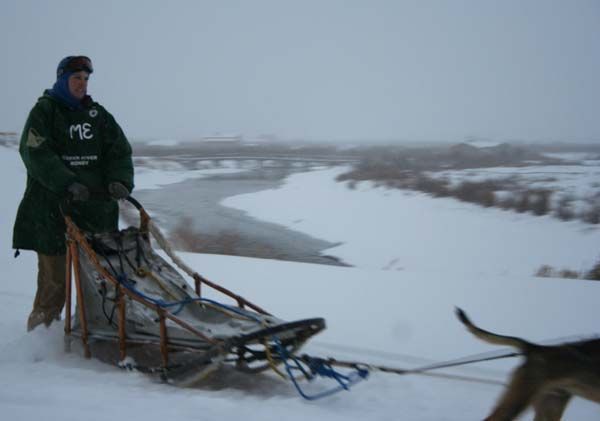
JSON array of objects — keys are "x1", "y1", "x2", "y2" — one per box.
[{"x1": 27, "y1": 253, "x2": 66, "y2": 332}]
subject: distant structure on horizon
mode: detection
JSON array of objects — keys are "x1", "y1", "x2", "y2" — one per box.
[{"x1": 200, "y1": 134, "x2": 243, "y2": 145}]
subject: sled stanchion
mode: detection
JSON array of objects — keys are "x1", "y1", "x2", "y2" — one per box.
[
  {"x1": 195, "y1": 276, "x2": 201, "y2": 297},
  {"x1": 118, "y1": 286, "x2": 127, "y2": 361},
  {"x1": 65, "y1": 241, "x2": 73, "y2": 336},
  {"x1": 140, "y1": 209, "x2": 150, "y2": 242},
  {"x1": 70, "y1": 232, "x2": 91, "y2": 359},
  {"x1": 126, "y1": 196, "x2": 150, "y2": 241},
  {"x1": 159, "y1": 309, "x2": 169, "y2": 368},
  {"x1": 192, "y1": 273, "x2": 269, "y2": 315}
]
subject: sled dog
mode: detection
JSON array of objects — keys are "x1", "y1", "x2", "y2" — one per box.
[{"x1": 455, "y1": 307, "x2": 600, "y2": 420}]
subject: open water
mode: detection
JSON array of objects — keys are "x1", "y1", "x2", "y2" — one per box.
[{"x1": 131, "y1": 168, "x2": 347, "y2": 266}]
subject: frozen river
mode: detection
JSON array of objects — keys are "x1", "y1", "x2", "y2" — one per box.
[{"x1": 132, "y1": 168, "x2": 348, "y2": 266}]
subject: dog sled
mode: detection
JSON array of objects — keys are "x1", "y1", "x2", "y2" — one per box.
[
  {"x1": 63, "y1": 197, "x2": 327, "y2": 387},
  {"x1": 61, "y1": 196, "x2": 528, "y2": 401}
]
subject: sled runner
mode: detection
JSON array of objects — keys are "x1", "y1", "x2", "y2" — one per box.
[{"x1": 63, "y1": 197, "x2": 325, "y2": 386}]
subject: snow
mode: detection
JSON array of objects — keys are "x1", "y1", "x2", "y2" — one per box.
[
  {"x1": 224, "y1": 167, "x2": 600, "y2": 276},
  {"x1": 465, "y1": 140, "x2": 503, "y2": 148},
  {"x1": 542, "y1": 152, "x2": 599, "y2": 162},
  {"x1": 2, "y1": 145, "x2": 600, "y2": 420},
  {"x1": 133, "y1": 162, "x2": 245, "y2": 190}
]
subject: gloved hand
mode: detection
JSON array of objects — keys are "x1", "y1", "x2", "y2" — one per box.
[
  {"x1": 108, "y1": 182, "x2": 129, "y2": 200},
  {"x1": 67, "y1": 182, "x2": 90, "y2": 201}
]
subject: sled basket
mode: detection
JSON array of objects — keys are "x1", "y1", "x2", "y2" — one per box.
[{"x1": 63, "y1": 197, "x2": 325, "y2": 385}]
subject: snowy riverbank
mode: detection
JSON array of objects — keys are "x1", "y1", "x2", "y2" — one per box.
[{"x1": 223, "y1": 167, "x2": 600, "y2": 277}]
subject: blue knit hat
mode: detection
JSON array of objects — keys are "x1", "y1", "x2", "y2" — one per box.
[{"x1": 49, "y1": 56, "x2": 94, "y2": 110}]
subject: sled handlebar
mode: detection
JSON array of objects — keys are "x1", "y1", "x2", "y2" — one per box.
[
  {"x1": 125, "y1": 195, "x2": 143, "y2": 211},
  {"x1": 60, "y1": 193, "x2": 143, "y2": 217}
]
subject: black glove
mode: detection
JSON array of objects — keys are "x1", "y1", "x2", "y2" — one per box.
[
  {"x1": 108, "y1": 182, "x2": 129, "y2": 200},
  {"x1": 67, "y1": 182, "x2": 90, "y2": 201}
]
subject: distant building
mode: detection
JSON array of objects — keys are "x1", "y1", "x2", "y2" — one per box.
[{"x1": 201, "y1": 134, "x2": 243, "y2": 145}]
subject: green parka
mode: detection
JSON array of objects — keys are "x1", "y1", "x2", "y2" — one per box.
[{"x1": 13, "y1": 91, "x2": 134, "y2": 255}]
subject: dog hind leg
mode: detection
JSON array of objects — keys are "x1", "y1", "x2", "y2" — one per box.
[
  {"x1": 532, "y1": 390, "x2": 571, "y2": 421},
  {"x1": 485, "y1": 365, "x2": 542, "y2": 420}
]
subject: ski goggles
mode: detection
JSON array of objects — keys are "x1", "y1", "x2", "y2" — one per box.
[{"x1": 57, "y1": 56, "x2": 94, "y2": 77}]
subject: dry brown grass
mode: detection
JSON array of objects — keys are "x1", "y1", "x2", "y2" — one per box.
[
  {"x1": 534, "y1": 262, "x2": 600, "y2": 281},
  {"x1": 535, "y1": 265, "x2": 581, "y2": 280},
  {"x1": 585, "y1": 261, "x2": 600, "y2": 281}
]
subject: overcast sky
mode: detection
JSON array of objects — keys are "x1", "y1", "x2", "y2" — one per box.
[{"x1": 2, "y1": 1, "x2": 599, "y2": 143}]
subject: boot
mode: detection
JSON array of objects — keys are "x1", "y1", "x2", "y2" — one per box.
[
  {"x1": 27, "y1": 310, "x2": 48, "y2": 332},
  {"x1": 27, "y1": 311, "x2": 61, "y2": 332}
]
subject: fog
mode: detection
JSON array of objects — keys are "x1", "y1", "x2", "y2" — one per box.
[{"x1": 2, "y1": 0, "x2": 599, "y2": 143}]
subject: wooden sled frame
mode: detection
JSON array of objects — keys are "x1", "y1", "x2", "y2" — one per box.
[{"x1": 63, "y1": 198, "x2": 325, "y2": 378}]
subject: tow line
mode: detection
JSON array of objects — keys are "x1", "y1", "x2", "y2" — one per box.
[{"x1": 280, "y1": 349, "x2": 520, "y2": 400}]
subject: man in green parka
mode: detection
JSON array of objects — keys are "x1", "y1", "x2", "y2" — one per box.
[{"x1": 13, "y1": 55, "x2": 134, "y2": 331}]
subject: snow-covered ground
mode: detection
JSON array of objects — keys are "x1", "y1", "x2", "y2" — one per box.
[
  {"x1": 1, "y1": 145, "x2": 600, "y2": 420},
  {"x1": 132, "y1": 157, "x2": 246, "y2": 191},
  {"x1": 224, "y1": 167, "x2": 600, "y2": 277}
]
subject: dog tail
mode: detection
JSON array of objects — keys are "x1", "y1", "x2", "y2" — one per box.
[{"x1": 455, "y1": 307, "x2": 534, "y2": 352}]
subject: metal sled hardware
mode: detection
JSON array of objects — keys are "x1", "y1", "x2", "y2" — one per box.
[{"x1": 63, "y1": 197, "x2": 325, "y2": 385}]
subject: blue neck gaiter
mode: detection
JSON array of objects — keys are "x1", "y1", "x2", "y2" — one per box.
[{"x1": 48, "y1": 72, "x2": 83, "y2": 110}]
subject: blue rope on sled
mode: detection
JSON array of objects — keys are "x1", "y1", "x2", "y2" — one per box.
[
  {"x1": 116, "y1": 273, "x2": 369, "y2": 400},
  {"x1": 274, "y1": 338, "x2": 369, "y2": 401},
  {"x1": 115, "y1": 274, "x2": 250, "y2": 317}
]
